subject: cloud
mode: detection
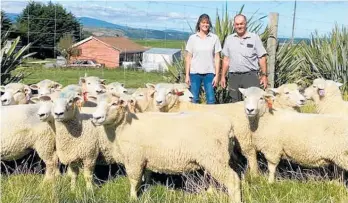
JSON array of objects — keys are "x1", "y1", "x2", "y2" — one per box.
[{"x1": 1, "y1": 1, "x2": 28, "y2": 13}]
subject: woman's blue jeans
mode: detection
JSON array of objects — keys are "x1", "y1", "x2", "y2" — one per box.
[{"x1": 189, "y1": 73, "x2": 216, "y2": 104}]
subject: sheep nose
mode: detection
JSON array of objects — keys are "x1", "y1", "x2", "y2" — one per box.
[
  {"x1": 246, "y1": 108, "x2": 254, "y2": 113},
  {"x1": 1, "y1": 99, "x2": 7, "y2": 103},
  {"x1": 156, "y1": 100, "x2": 162, "y2": 104},
  {"x1": 55, "y1": 112, "x2": 64, "y2": 116},
  {"x1": 300, "y1": 99, "x2": 305, "y2": 103},
  {"x1": 123, "y1": 90, "x2": 128, "y2": 93}
]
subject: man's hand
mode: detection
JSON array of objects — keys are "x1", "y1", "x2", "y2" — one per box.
[
  {"x1": 212, "y1": 76, "x2": 219, "y2": 87},
  {"x1": 185, "y1": 75, "x2": 191, "y2": 86},
  {"x1": 220, "y1": 77, "x2": 227, "y2": 88},
  {"x1": 260, "y1": 75, "x2": 268, "y2": 89}
]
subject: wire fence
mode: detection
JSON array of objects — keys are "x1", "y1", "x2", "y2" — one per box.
[{"x1": 2, "y1": 0, "x2": 347, "y2": 85}]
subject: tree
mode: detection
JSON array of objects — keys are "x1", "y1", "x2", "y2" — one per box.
[
  {"x1": 16, "y1": 1, "x2": 82, "y2": 58},
  {"x1": 1, "y1": 10, "x2": 13, "y2": 39},
  {"x1": 57, "y1": 33, "x2": 80, "y2": 61}
]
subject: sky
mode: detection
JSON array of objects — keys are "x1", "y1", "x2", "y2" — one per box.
[{"x1": 1, "y1": 0, "x2": 348, "y2": 38}]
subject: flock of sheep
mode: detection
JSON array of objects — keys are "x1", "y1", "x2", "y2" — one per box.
[{"x1": 1, "y1": 76, "x2": 347, "y2": 203}]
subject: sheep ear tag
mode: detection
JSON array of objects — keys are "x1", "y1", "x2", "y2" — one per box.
[
  {"x1": 318, "y1": 89, "x2": 325, "y2": 97},
  {"x1": 175, "y1": 91, "x2": 184, "y2": 96},
  {"x1": 83, "y1": 92, "x2": 88, "y2": 101},
  {"x1": 266, "y1": 98, "x2": 273, "y2": 109}
]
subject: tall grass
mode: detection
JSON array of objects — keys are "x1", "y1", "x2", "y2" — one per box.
[{"x1": 276, "y1": 25, "x2": 348, "y2": 95}]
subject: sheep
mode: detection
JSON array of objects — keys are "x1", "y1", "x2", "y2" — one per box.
[
  {"x1": 267, "y1": 83, "x2": 306, "y2": 112},
  {"x1": 0, "y1": 101, "x2": 58, "y2": 182},
  {"x1": 29, "y1": 79, "x2": 63, "y2": 96},
  {"x1": 304, "y1": 78, "x2": 348, "y2": 115},
  {"x1": 91, "y1": 93, "x2": 241, "y2": 203},
  {"x1": 129, "y1": 83, "x2": 307, "y2": 176},
  {"x1": 238, "y1": 86, "x2": 348, "y2": 183},
  {"x1": 50, "y1": 90, "x2": 118, "y2": 190},
  {"x1": 103, "y1": 82, "x2": 128, "y2": 96},
  {"x1": 153, "y1": 82, "x2": 193, "y2": 102},
  {"x1": 0, "y1": 83, "x2": 32, "y2": 105}
]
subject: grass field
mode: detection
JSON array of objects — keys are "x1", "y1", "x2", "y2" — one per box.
[
  {"x1": 2, "y1": 170, "x2": 347, "y2": 203},
  {"x1": 15, "y1": 66, "x2": 169, "y2": 88},
  {"x1": 133, "y1": 39, "x2": 186, "y2": 49}
]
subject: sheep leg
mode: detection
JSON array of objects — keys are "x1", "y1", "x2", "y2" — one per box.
[
  {"x1": 34, "y1": 145, "x2": 58, "y2": 183},
  {"x1": 83, "y1": 159, "x2": 96, "y2": 190},
  {"x1": 204, "y1": 164, "x2": 242, "y2": 203},
  {"x1": 67, "y1": 164, "x2": 79, "y2": 191},
  {"x1": 245, "y1": 149, "x2": 259, "y2": 176},
  {"x1": 126, "y1": 163, "x2": 144, "y2": 199},
  {"x1": 267, "y1": 161, "x2": 278, "y2": 183}
]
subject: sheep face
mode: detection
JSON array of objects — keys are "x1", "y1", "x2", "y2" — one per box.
[
  {"x1": 239, "y1": 87, "x2": 274, "y2": 117},
  {"x1": 29, "y1": 79, "x2": 63, "y2": 96},
  {"x1": 155, "y1": 83, "x2": 193, "y2": 102},
  {"x1": 304, "y1": 79, "x2": 343, "y2": 101},
  {"x1": 106, "y1": 82, "x2": 128, "y2": 96},
  {"x1": 92, "y1": 93, "x2": 127, "y2": 126},
  {"x1": 153, "y1": 85, "x2": 176, "y2": 109},
  {"x1": 52, "y1": 92, "x2": 82, "y2": 122},
  {"x1": 79, "y1": 76, "x2": 106, "y2": 96},
  {"x1": 131, "y1": 87, "x2": 155, "y2": 112},
  {"x1": 31, "y1": 96, "x2": 54, "y2": 122},
  {"x1": 269, "y1": 84, "x2": 306, "y2": 107},
  {"x1": 0, "y1": 83, "x2": 31, "y2": 105}
]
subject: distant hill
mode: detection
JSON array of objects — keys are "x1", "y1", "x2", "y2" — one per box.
[{"x1": 6, "y1": 13, "x2": 309, "y2": 43}]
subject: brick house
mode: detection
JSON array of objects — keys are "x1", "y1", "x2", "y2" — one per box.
[{"x1": 71, "y1": 36, "x2": 148, "y2": 68}]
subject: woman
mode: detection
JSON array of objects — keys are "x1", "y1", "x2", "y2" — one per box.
[{"x1": 185, "y1": 13, "x2": 222, "y2": 104}]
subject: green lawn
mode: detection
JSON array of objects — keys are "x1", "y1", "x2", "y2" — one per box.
[
  {"x1": 15, "y1": 66, "x2": 169, "y2": 88},
  {"x1": 133, "y1": 39, "x2": 186, "y2": 49},
  {"x1": 1, "y1": 173, "x2": 347, "y2": 203}
]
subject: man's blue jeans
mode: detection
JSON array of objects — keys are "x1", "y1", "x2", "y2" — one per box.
[{"x1": 189, "y1": 73, "x2": 216, "y2": 104}]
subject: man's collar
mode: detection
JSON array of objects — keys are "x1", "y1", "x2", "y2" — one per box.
[{"x1": 232, "y1": 32, "x2": 251, "y2": 39}]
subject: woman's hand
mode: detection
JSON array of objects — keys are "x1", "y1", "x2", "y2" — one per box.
[
  {"x1": 212, "y1": 75, "x2": 219, "y2": 87},
  {"x1": 185, "y1": 74, "x2": 191, "y2": 86}
]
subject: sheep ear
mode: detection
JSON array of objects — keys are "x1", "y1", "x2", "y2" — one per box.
[
  {"x1": 24, "y1": 85, "x2": 32, "y2": 95},
  {"x1": 238, "y1": 88, "x2": 246, "y2": 96},
  {"x1": 30, "y1": 84, "x2": 39, "y2": 90},
  {"x1": 0, "y1": 85, "x2": 6, "y2": 92},
  {"x1": 53, "y1": 83, "x2": 63, "y2": 90},
  {"x1": 29, "y1": 96, "x2": 40, "y2": 103},
  {"x1": 264, "y1": 93, "x2": 275, "y2": 100},
  {"x1": 79, "y1": 77, "x2": 86, "y2": 85},
  {"x1": 100, "y1": 79, "x2": 106, "y2": 85},
  {"x1": 335, "y1": 82, "x2": 343, "y2": 87},
  {"x1": 267, "y1": 88, "x2": 279, "y2": 95},
  {"x1": 145, "y1": 83, "x2": 156, "y2": 89}
]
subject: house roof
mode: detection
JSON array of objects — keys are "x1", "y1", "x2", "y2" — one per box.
[
  {"x1": 143, "y1": 48, "x2": 181, "y2": 55},
  {"x1": 72, "y1": 36, "x2": 148, "y2": 53}
]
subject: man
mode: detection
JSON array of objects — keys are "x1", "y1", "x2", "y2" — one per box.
[{"x1": 220, "y1": 14, "x2": 268, "y2": 103}]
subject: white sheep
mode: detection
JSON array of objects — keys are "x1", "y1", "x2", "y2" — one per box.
[
  {"x1": 103, "y1": 82, "x2": 128, "y2": 96},
  {"x1": 91, "y1": 93, "x2": 241, "y2": 203},
  {"x1": 239, "y1": 86, "x2": 348, "y2": 183},
  {"x1": 29, "y1": 79, "x2": 63, "y2": 96},
  {"x1": 128, "y1": 83, "x2": 307, "y2": 176},
  {"x1": 50, "y1": 90, "x2": 118, "y2": 190},
  {"x1": 0, "y1": 102, "x2": 58, "y2": 182},
  {"x1": 267, "y1": 83, "x2": 306, "y2": 112},
  {"x1": 304, "y1": 78, "x2": 348, "y2": 115},
  {"x1": 1, "y1": 83, "x2": 32, "y2": 105},
  {"x1": 152, "y1": 82, "x2": 193, "y2": 102}
]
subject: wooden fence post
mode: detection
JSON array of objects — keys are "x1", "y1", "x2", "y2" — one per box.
[{"x1": 267, "y1": 12, "x2": 279, "y2": 88}]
